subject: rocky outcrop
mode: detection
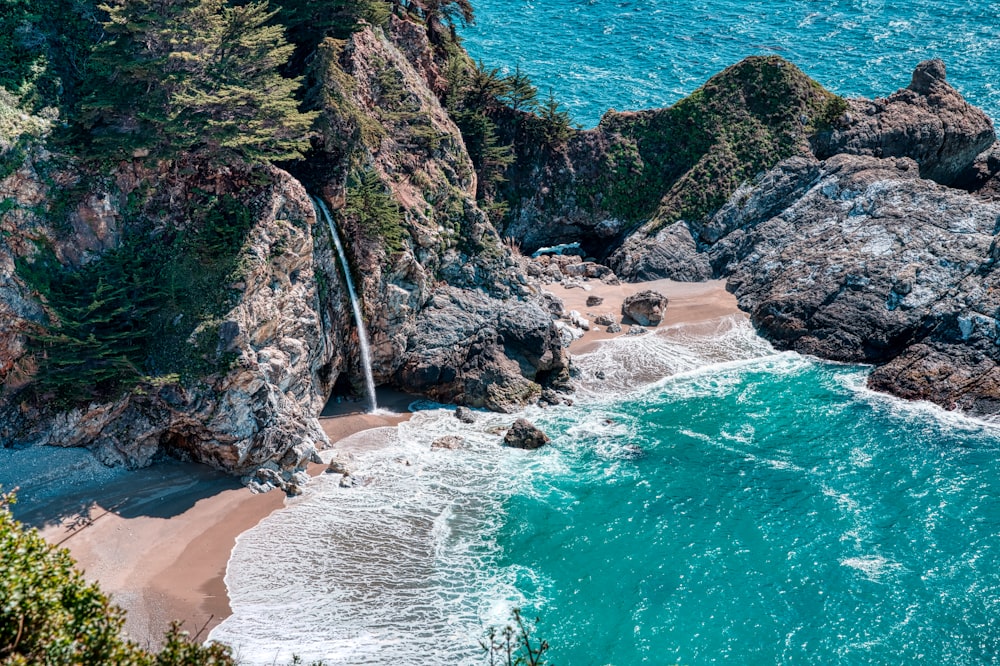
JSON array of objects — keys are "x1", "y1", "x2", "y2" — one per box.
[
  {"x1": 395, "y1": 288, "x2": 567, "y2": 411},
  {"x1": 503, "y1": 418, "x2": 550, "y2": 449},
  {"x1": 814, "y1": 60, "x2": 995, "y2": 186},
  {"x1": 499, "y1": 56, "x2": 840, "y2": 264},
  {"x1": 307, "y1": 23, "x2": 569, "y2": 411},
  {"x1": 602, "y1": 59, "x2": 997, "y2": 283},
  {"x1": 622, "y1": 290, "x2": 669, "y2": 326},
  {"x1": 1, "y1": 163, "x2": 343, "y2": 492},
  {"x1": 703, "y1": 151, "x2": 1000, "y2": 414}
]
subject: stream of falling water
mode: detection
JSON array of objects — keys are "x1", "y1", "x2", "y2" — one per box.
[{"x1": 314, "y1": 196, "x2": 377, "y2": 412}]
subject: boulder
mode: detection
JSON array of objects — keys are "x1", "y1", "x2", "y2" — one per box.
[
  {"x1": 394, "y1": 288, "x2": 568, "y2": 411},
  {"x1": 568, "y1": 310, "x2": 591, "y2": 331},
  {"x1": 503, "y1": 418, "x2": 550, "y2": 450},
  {"x1": 326, "y1": 458, "x2": 352, "y2": 475},
  {"x1": 431, "y1": 435, "x2": 464, "y2": 450},
  {"x1": 705, "y1": 151, "x2": 1000, "y2": 415},
  {"x1": 622, "y1": 291, "x2": 669, "y2": 326},
  {"x1": 586, "y1": 295, "x2": 604, "y2": 307},
  {"x1": 594, "y1": 313, "x2": 616, "y2": 326}
]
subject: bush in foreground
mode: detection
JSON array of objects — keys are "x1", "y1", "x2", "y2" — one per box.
[{"x1": 0, "y1": 490, "x2": 234, "y2": 665}]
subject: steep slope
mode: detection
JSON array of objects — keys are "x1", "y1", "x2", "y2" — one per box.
[
  {"x1": 0, "y1": 15, "x2": 568, "y2": 485},
  {"x1": 302, "y1": 19, "x2": 568, "y2": 411}
]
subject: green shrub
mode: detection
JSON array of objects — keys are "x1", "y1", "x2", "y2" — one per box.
[{"x1": 0, "y1": 490, "x2": 235, "y2": 665}]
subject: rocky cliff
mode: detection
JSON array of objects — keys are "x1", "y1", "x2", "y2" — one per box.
[
  {"x1": 0, "y1": 16, "x2": 568, "y2": 489},
  {"x1": 4, "y1": 10, "x2": 1000, "y2": 485},
  {"x1": 499, "y1": 57, "x2": 1000, "y2": 418}
]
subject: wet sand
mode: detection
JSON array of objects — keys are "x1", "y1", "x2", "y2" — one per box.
[{"x1": 9, "y1": 387, "x2": 417, "y2": 649}]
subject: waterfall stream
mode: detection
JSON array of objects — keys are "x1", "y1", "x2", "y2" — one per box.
[{"x1": 313, "y1": 196, "x2": 378, "y2": 412}]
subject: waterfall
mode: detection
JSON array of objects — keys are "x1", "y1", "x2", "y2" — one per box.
[{"x1": 313, "y1": 196, "x2": 378, "y2": 412}]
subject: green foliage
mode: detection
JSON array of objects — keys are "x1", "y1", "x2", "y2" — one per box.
[
  {"x1": 273, "y1": 0, "x2": 390, "y2": 50},
  {"x1": 374, "y1": 61, "x2": 446, "y2": 152},
  {"x1": 500, "y1": 66, "x2": 538, "y2": 113},
  {"x1": 0, "y1": 87, "x2": 52, "y2": 182},
  {"x1": 445, "y1": 58, "x2": 515, "y2": 199},
  {"x1": 480, "y1": 608, "x2": 551, "y2": 666},
  {"x1": 344, "y1": 169, "x2": 407, "y2": 255},
  {"x1": 0, "y1": 0, "x2": 103, "y2": 113},
  {"x1": 529, "y1": 90, "x2": 572, "y2": 147},
  {"x1": 590, "y1": 56, "x2": 844, "y2": 230},
  {"x1": 16, "y1": 241, "x2": 158, "y2": 406},
  {"x1": 0, "y1": 490, "x2": 236, "y2": 665},
  {"x1": 18, "y1": 190, "x2": 257, "y2": 407},
  {"x1": 78, "y1": 0, "x2": 317, "y2": 163}
]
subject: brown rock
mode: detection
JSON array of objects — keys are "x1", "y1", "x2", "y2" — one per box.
[
  {"x1": 622, "y1": 290, "x2": 669, "y2": 326},
  {"x1": 503, "y1": 418, "x2": 550, "y2": 450}
]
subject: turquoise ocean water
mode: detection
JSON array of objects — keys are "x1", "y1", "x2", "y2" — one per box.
[
  {"x1": 210, "y1": 5, "x2": 1000, "y2": 663},
  {"x1": 211, "y1": 318, "x2": 1000, "y2": 664},
  {"x1": 459, "y1": 0, "x2": 1000, "y2": 127}
]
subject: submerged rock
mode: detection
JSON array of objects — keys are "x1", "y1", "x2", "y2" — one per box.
[
  {"x1": 503, "y1": 418, "x2": 550, "y2": 450},
  {"x1": 431, "y1": 435, "x2": 464, "y2": 450}
]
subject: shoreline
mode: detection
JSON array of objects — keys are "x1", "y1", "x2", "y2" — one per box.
[{"x1": 14, "y1": 279, "x2": 739, "y2": 650}]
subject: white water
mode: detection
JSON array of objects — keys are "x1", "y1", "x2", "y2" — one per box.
[
  {"x1": 207, "y1": 316, "x2": 783, "y2": 664},
  {"x1": 314, "y1": 196, "x2": 378, "y2": 412}
]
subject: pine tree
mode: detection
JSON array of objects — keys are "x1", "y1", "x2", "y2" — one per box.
[
  {"x1": 274, "y1": 0, "x2": 390, "y2": 51},
  {"x1": 534, "y1": 89, "x2": 572, "y2": 146},
  {"x1": 502, "y1": 66, "x2": 538, "y2": 114},
  {"x1": 78, "y1": 0, "x2": 317, "y2": 163}
]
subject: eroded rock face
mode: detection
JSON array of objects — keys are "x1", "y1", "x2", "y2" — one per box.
[
  {"x1": 706, "y1": 152, "x2": 1000, "y2": 414},
  {"x1": 309, "y1": 23, "x2": 569, "y2": 412},
  {"x1": 622, "y1": 290, "x2": 669, "y2": 326},
  {"x1": 814, "y1": 59, "x2": 996, "y2": 186},
  {"x1": 395, "y1": 288, "x2": 567, "y2": 412},
  {"x1": 1, "y1": 164, "x2": 343, "y2": 492}
]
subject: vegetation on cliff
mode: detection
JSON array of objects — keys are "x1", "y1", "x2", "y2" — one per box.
[{"x1": 17, "y1": 180, "x2": 261, "y2": 406}]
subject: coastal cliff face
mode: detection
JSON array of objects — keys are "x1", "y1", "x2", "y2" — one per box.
[
  {"x1": 304, "y1": 21, "x2": 568, "y2": 411},
  {"x1": 498, "y1": 57, "x2": 1000, "y2": 417},
  {"x1": 4, "y1": 6, "x2": 1000, "y2": 483},
  {"x1": 0, "y1": 15, "x2": 567, "y2": 485},
  {"x1": 0, "y1": 159, "x2": 343, "y2": 491}
]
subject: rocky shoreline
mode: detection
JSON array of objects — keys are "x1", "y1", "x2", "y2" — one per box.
[{"x1": 2, "y1": 12, "x2": 999, "y2": 490}]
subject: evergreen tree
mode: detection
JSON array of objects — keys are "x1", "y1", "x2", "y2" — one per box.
[
  {"x1": 274, "y1": 0, "x2": 390, "y2": 52},
  {"x1": 533, "y1": 89, "x2": 572, "y2": 146},
  {"x1": 78, "y1": 0, "x2": 316, "y2": 163},
  {"x1": 501, "y1": 66, "x2": 538, "y2": 114}
]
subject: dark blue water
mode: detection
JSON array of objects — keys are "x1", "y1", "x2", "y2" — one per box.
[{"x1": 460, "y1": 0, "x2": 1000, "y2": 127}]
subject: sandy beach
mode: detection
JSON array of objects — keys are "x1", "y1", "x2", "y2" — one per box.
[
  {"x1": 544, "y1": 277, "x2": 743, "y2": 354},
  {"x1": 5, "y1": 388, "x2": 416, "y2": 649},
  {"x1": 8, "y1": 279, "x2": 741, "y2": 650}
]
